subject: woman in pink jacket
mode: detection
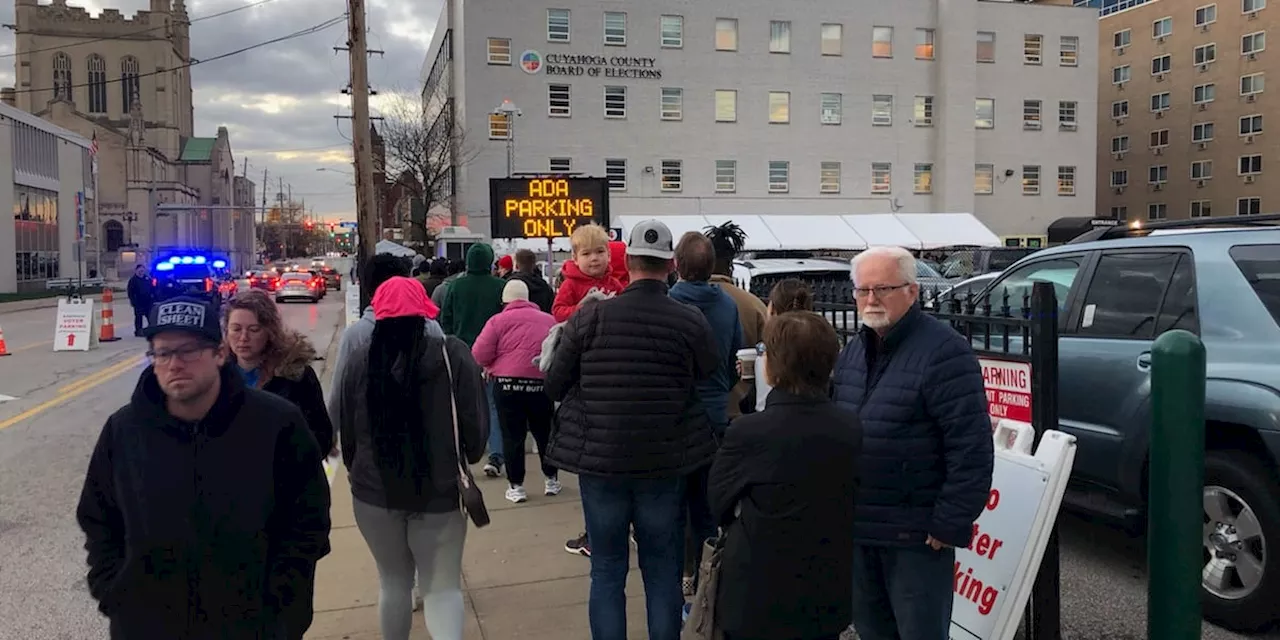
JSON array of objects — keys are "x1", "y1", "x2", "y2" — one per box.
[{"x1": 471, "y1": 279, "x2": 560, "y2": 504}]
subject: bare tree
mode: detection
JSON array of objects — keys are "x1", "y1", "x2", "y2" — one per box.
[{"x1": 376, "y1": 90, "x2": 475, "y2": 242}]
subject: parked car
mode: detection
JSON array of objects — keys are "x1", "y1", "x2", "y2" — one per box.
[
  {"x1": 925, "y1": 272, "x2": 1002, "y2": 309},
  {"x1": 275, "y1": 272, "x2": 322, "y2": 303},
  {"x1": 971, "y1": 217, "x2": 1280, "y2": 631},
  {"x1": 940, "y1": 247, "x2": 1041, "y2": 280}
]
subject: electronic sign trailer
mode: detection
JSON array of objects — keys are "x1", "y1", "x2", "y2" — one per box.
[{"x1": 489, "y1": 177, "x2": 611, "y2": 241}]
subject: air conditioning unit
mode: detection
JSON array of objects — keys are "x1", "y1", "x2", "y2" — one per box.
[
  {"x1": 1249, "y1": 53, "x2": 1259, "y2": 61},
  {"x1": 1201, "y1": 25, "x2": 1210, "y2": 33},
  {"x1": 1157, "y1": 36, "x2": 1167, "y2": 44},
  {"x1": 1113, "y1": 152, "x2": 1126, "y2": 160},
  {"x1": 1154, "y1": 147, "x2": 1164, "y2": 155},
  {"x1": 1156, "y1": 73, "x2": 1166, "y2": 82},
  {"x1": 1114, "y1": 117, "x2": 1126, "y2": 125},
  {"x1": 1155, "y1": 110, "x2": 1166, "y2": 119},
  {"x1": 1198, "y1": 103, "x2": 1208, "y2": 111},
  {"x1": 1197, "y1": 180, "x2": 1207, "y2": 188},
  {"x1": 1244, "y1": 175, "x2": 1257, "y2": 183},
  {"x1": 1199, "y1": 142, "x2": 1209, "y2": 150},
  {"x1": 1153, "y1": 183, "x2": 1164, "y2": 191},
  {"x1": 1199, "y1": 64, "x2": 1209, "y2": 72},
  {"x1": 1247, "y1": 94, "x2": 1257, "y2": 103},
  {"x1": 1249, "y1": 10, "x2": 1259, "y2": 19},
  {"x1": 1114, "y1": 186, "x2": 1126, "y2": 194},
  {"x1": 1246, "y1": 135, "x2": 1256, "y2": 143},
  {"x1": 1117, "y1": 47, "x2": 1126, "y2": 55}
]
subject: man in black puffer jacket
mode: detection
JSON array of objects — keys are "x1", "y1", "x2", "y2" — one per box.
[{"x1": 545, "y1": 219, "x2": 718, "y2": 640}]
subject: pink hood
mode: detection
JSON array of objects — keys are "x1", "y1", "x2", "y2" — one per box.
[{"x1": 471, "y1": 299, "x2": 557, "y2": 379}]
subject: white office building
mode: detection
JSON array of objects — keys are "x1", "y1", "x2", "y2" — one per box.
[{"x1": 423, "y1": 0, "x2": 1100, "y2": 243}]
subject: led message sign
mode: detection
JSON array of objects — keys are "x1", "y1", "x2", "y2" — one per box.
[{"x1": 489, "y1": 177, "x2": 611, "y2": 239}]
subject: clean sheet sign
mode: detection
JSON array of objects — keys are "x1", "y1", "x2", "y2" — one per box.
[
  {"x1": 979, "y1": 358, "x2": 1032, "y2": 423},
  {"x1": 54, "y1": 298, "x2": 95, "y2": 352}
]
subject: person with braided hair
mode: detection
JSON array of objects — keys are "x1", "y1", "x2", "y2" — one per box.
[{"x1": 704, "y1": 221, "x2": 768, "y2": 418}]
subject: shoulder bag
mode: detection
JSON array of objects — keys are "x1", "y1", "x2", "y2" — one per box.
[
  {"x1": 681, "y1": 532, "x2": 726, "y2": 640},
  {"x1": 441, "y1": 342, "x2": 491, "y2": 528}
]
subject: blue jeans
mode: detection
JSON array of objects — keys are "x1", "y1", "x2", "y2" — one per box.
[
  {"x1": 579, "y1": 474, "x2": 686, "y2": 640},
  {"x1": 849, "y1": 543, "x2": 955, "y2": 640},
  {"x1": 683, "y1": 465, "x2": 716, "y2": 578},
  {"x1": 485, "y1": 380, "x2": 503, "y2": 464}
]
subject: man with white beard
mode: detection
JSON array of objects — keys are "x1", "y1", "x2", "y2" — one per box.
[{"x1": 831, "y1": 246, "x2": 994, "y2": 640}]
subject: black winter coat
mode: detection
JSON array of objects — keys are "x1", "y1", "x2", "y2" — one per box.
[
  {"x1": 545, "y1": 278, "x2": 719, "y2": 478},
  {"x1": 708, "y1": 390, "x2": 863, "y2": 640},
  {"x1": 249, "y1": 335, "x2": 335, "y2": 458},
  {"x1": 126, "y1": 274, "x2": 152, "y2": 309},
  {"x1": 509, "y1": 270, "x2": 555, "y2": 314},
  {"x1": 76, "y1": 365, "x2": 331, "y2": 640},
  {"x1": 831, "y1": 306, "x2": 994, "y2": 548}
]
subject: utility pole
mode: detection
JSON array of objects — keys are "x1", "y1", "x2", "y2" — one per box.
[{"x1": 342, "y1": 0, "x2": 382, "y2": 306}]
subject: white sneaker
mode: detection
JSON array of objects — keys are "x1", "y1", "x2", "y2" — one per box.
[
  {"x1": 544, "y1": 477, "x2": 562, "y2": 496},
  {"x1": 505, "y1": 485, "x2": 528, "y2": 503}
]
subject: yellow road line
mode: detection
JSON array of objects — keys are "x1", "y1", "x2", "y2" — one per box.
[
  {"x1": 0, "y1": 356, "x2": 146, "y2": 432},
  {"x1": 55, "y1": 355, "x2": 145, "y2": 396},
  {"x1": 10, "y1": 340, "x2": 52, "y2": 354}
]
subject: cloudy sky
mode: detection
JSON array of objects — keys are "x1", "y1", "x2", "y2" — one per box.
[{"x1": 0, "y1": 0, "x2": 441, "y2": 222}]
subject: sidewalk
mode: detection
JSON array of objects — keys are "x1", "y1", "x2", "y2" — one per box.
[{"x1": 307, "y1": 460, "x2": 650, "y2": 640}]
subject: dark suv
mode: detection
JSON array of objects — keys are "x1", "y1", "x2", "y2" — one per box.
[
  {"x1": 153, "y1": 262, "x2": 221, "y2": 309},
  {"x1": 975, "y1": 218, "x2": 1280, "y2": 631}
]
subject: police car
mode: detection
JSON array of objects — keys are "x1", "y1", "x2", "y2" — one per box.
[{"x1": 152, "y1": 254, "x2": 227, "y2": 309}]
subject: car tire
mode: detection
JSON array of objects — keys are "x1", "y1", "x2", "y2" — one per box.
[{"x1": 1201, "y1": 450, "x2": 1280, "y2": 632}]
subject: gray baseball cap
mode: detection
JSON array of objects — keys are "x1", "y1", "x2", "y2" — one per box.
[{"x1": 625, "y1": 219, "x2": 675, "y2": 260}]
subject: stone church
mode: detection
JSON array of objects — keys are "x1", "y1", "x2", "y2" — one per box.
[{"x1": 4, "y1": 0, "x2": 256, "y2": 273}]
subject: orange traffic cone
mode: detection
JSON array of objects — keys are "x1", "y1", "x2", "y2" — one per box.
[
  {"x1": 0, "y1": 323, "x2": 10, "y2": 356},
  {"x1": 99, "y1": 287, "x2": 121, "y2": 342}
]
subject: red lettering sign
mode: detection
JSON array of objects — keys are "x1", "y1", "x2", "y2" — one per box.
[{"x1": 979, "y1": 358, "x2": 1032, "y2": 423}]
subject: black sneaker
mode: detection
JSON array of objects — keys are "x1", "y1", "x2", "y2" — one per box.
[
  {"x1": 482, "y1": 457, "x2": 502, "y2": 478},
  {"x1": 564, "y1": 532, "x2": 591, "y2": 557}
]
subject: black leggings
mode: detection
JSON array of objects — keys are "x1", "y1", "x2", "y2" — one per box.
[{"x1": 494, "y1": 378, "x2": 557, "y2": 486}]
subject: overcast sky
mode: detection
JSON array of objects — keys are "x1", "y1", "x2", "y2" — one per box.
[{"x1": 0, "y1": 0, "x2": 441, "y2": 222}]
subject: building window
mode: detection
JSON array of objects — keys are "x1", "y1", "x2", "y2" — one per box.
[
  {"x1": 1240, "y1": 154, "x2": 1263, "y2": 174},
  {"x1": 1193, "y1": 121, "x2": 1215, "y2": 141},
  {"x1": 1238, "y1": 196, "x2": 1262, "y2": 215},
  {"x1": 715, "y1": 160, "x2": 737, "y2": 192},
  {"x1": 1023, "y1": 165, "x2": 1041, "y2": 194},
  {"x1": 1113, "y1": 65, "x2": 1132, "y2": 84},
  {"x1": 1191, "y1": 159, "x2": 1214, "y2": 179},
  {"x1": 1059, "y1": 101, "x2": 1078, "y2": 129},
  {"x1": 821, "y1": 93, "x2": 842, "y2": 124},
  {"x1": 660, "y1": 15, "x2": 684, "y2": 48},
  {"x1": 487, "y1": 38, "x2": 511, "y2": 64},
  {"x1": 1111, "y1": 170, "x2": 1130, "y2": 187},
  {"x1": 872, "y1": 94, "x2": 893, "y2": 126},
  {"x1": 975, "y1": 164, "x2": 994, "y2": 194},
  {"x1": 770, "y1": 21, "x2": 791, "y2": 53},
  {"x1": 1150, "y1": 165, "x2": 1170, "y2": 183},
  {"x1": 1195, "y1": 44, "x2": 1217, "y2": 65},
  {"x1": 1151, "y1": 92, "x2": 1171, "y2": 112},
  {"x1": 52, "y1": 52, "x2": 72, "y2": 101},
  {"x1": 1115, "y1": 29, "x2": 1132, "y2": 49},
  {"x1": 1112, "y1": 206, "x2": 1129, "y2": 220},
  {"x1": 1023, "y1": 100, "x2": 1042, "y2": 129},
  {"x1": 603, "y1": 12, "x2": 627, "y2": 46},
  {"x1": 820, "y1": 162, "x2": 841, "y2": 193},
  {"x1": 768, "y1": 161, "x2": 790, "y2": 193},
  {"x1": 822, "y1": 23, "x2": 843, "y2": 56},
  {"x1": 488, "y1": 113, "x2": 510, "y2": 139},
  {"x1": 977, "y1": 31, "x2": 996, "y2": 62},
  {"x1": 872, "y1": 26, "x2": 893, "y2": 57},
  {"x1": 1195, "y1": 83, "x2": 1216, "y2": 103},
  {"x1": 87, "y1": 54, "x2": 107, "y2": 114},
  {"x1": 1152, "y1": 54, "x2": 1172, "y2": 75},
  {"x1": 604, "y1": 86, "x2": 626, "y2": 118},
  {"x1": 1112, "y1": 100, "x2": 1130, "y2": 118},
  {"x1": 1241, "y1": 113, "x2": 1264, "y2": 134},
  {"x1": 661, "y1": 87, "x2": 683, "y2": 120},
  {"x1": 547, "y1": 9, "x2": 570, "y2": 42},
  {"x1": 913, "y1": 163, "x2": 933, "y2": 194},
  {"x1": 1058, "y1": 166, "x2": 1076, "y2": 195},
  {"x1": 1060, "y1": 36, "x2": 1079, "y2": 66},
  {"x1": 1241, "y1": 72, "x2": 1265, "y2": 94},
  {"x1": 1112, "y1": 135, "x2": 1131, "y2": 153},
  {"x1": 915, "y1": 28, "x2": 935, "y2": 59},
  {"x1": 716, "y1": 18, "x2": 738, "y2": 51},
  {"x1": 1244, "y1": 0, "x2": 1266, "y2": 12},
  {"x1": 768, "y1": 92, "x2": 791, "y2": 123},
  {"x1": 1151, "y1": 129, "x2": 1170, "y2": 147},
  {"x1": 871, "y1": 162, "x2": 892, "y2": 194},
  {"x1": 1244, "y1": 31, "x2": 1267, "y2": 56},
  {"x1": 1197, "y1": 4, "x2": 1218, "y2": 26},
  {"x1": 548, "y1": 84, "x2": 571, "y2": 117},
  {"x1": 1191, "y1": 200, "x2": 1212, "y2": 217},
  {"x1": 549, "y1": 157, "x2": 572, "y2": 173},
  {"x1": 13, "y1": 186, "x2": 60, "y2": 283},
  {"x1": 1024, "y1": 34, "x2": 1043, "y2": 64},
  {"x1": 715, "y1": 90, "x2": 737, "y2": 122},
  {"x1": 976, "y1": 98, "x2": 995, "y2": 129},
  {"x1": 660, "y1": 160, "x2": 682, "y2": 191},
  {"x1": 914, "y1": 96, "x2": 934, "y2": 126},
  {"x1": 605, "y1": 159, "x2": 627, "y2": 191},
  {"x1": 1153, "y1": 17, "x2": 1173, "y2": 38},
  {"x1": 1149, "y1": 203, "x2": 1168, "y2": 220}
]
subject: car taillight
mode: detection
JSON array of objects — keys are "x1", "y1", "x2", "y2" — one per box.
[
  {"x1": 205, "y1": 278, "x2": 213, "y2": 292},
  {"x1": 151, "y1": 278, "x2": 157, "y2": 287}
]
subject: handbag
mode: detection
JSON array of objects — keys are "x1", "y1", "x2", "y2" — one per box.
[
  {"x1": 441, "y1": 342, "x2": 491, "y2": 528},
  {"x1": 681, "y1": 533, "x2": 726, "y2": 640}
]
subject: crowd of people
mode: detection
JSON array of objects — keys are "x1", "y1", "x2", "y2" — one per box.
[{"x1": 75, "y1": 219, "x2": 996, "y2": 640}]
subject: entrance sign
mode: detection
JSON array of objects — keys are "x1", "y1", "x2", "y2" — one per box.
[
  {"x1": 979, "y1": 358, "x2": 1032, "y2": 423},
  {"x1": 489, "y1": 177, "x2": 610, "y2": 239},
  {"x1": 949, "y1": 421, "x2": 1077, "y2": 640},
  {"x1": 54, "y1": 298, "x2": 95, "y2": 352}
]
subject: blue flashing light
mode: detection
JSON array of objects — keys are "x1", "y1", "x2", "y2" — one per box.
[
  {"x1": 168, "y1": 256, "x2": 182, "y2": 264},
  {"x1": 193, "y1": 256, "x2": 207, "y2": 265},
  {"x1": 180, "y1": 256, "x2": 195, "y2": 264},
  {"x1": 155, "y1": 262, "x2": 174, "y2": 271},
  {"x1": 212, "y1": 259, "x2": 227, "y2": 269}
]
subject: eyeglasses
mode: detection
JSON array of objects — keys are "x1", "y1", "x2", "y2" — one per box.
[
  {"x1": 146, "y1": 343, "x2": 214, "y2": 365},
  {"x1": 853, "y1": 283, "x2": 911, "y2": 299}
]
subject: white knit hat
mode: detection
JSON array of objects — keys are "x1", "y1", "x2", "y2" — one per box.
[{"x1": 502, "y1": 279, "x2": 529, "y2": 304}]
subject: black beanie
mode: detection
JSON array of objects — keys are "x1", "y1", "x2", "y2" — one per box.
[{"x1": 364, "y1": 253, "x2": 411, "y2": 295}]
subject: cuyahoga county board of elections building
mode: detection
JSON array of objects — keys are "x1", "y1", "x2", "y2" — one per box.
[{"x1": 422, "y1": 0, "x2": 1100, "y2": 242}]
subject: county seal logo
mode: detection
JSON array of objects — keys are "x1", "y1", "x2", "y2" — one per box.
[{"x1": 520, "y1": 50, "x2": 543, "y2": 74}]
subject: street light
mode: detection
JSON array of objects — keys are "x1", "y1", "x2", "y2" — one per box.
[
  {"x1": 317, "y1": 167, "x2": 354, "y2": 176},
  {"x1": 492, "y1": 99, "x2": 522, "y2": 177}
]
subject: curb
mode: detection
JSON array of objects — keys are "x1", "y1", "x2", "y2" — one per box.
[{"x1": 0, "y1": 285, "x2": 126, "y2": 314}]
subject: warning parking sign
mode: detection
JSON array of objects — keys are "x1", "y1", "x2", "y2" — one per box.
[{"x1": 979, "y1": 358, "x2": 1032, "y2": 423}]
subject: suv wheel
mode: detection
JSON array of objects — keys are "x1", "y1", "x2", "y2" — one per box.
[{"x1": 1202, "y1": 450, "x2": 1280, "y2": 631}]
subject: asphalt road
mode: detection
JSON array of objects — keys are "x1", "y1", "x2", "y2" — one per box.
[{"x1": 0, "y1": 291, "x2": 345, "y2": 640}]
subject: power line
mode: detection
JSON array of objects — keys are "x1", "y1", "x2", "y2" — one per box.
[
  {"x1": 10, "y1": 15, "x2": 346, "y2": 96},
  {"x1": 1, "y1": 0, "x2": 281, "y2": 59}
]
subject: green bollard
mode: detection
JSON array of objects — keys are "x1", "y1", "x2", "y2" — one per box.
[{"x1": 1148, "y1": 329, "x2": 1207, "y2": 640}]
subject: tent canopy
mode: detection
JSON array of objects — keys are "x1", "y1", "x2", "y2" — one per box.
[
  {"x1": 615, "y1": 213, "x2": 1001, "y2": 251},
  {"x1": 375, "y1": 239, "x2": 416, "y2": 257}
]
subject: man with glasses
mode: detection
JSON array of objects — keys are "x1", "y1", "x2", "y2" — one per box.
[
  {"x1": 832, "y1": 246, "x2": 994, "y2": 640},
  {"x1": 76, "y1": 296, "x2": 331, "y2": 639}
]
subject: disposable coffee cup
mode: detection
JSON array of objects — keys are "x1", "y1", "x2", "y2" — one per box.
[{"x1": 736, "y1": 348, "x2": 758, "y2": 380}]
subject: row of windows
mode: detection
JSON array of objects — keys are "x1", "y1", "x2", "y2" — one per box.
[
  {"x1": 1108, "y1": 74, "x2": 1264, "y2": 122},
  {"x1": 51, "y1": 52, "x2": 140, "y2": 115},
  {"x1": 14, "y1": 185, "x2": 60, "y2": 283},
  {"x1": 1111, "y1": 33, "x2": 1265, "y2": 86},
  {"x1": 1109, "y1": 197, "x2": 1263, "y2": 222},
  {"x1": 487, "y1": 89, "x2": 1069, "y2": 133},
  {"x1": 1111, "y1": 0, "x2": 1267, "y2": 50},
  {"x1": 1108, "y1": 115, "x2": 1265, "y2": 155},
  {"x1": 1108, "y1": 155, "x2": 1267, "y2": 187}
]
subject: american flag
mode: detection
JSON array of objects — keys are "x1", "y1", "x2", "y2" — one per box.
[{"x1": 89, "y1": 131, "x2": 98, "y2": 157}]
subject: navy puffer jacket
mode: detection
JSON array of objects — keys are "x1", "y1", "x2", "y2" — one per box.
[{"x1": 832, "y1": 306, "x2": 994, "y2": 548}]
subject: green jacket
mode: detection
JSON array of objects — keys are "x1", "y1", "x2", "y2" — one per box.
[{"x1": 439, "y1": 244, "x2": 505, "y2": 346}]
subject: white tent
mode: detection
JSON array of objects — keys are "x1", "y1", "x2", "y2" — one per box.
[
  {"x1": 761, "y1": 214, "x2": 868, "y2": 250},
  {"x1": 375, "y1": 239, "x2": 417, "y2": 257},
  {"x1": 614, "y1": 213, "x2": 1002, "y2": 251},
  {"x1": 893, "y1": 213, "x2": 1002, "y2": 249},
  {"x1": 842, "y1": 214, "x2": 924, "y2": 249}
]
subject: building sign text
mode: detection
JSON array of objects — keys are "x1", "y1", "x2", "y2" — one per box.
[{"x1": 544, "y1": 53, "x2": 662, "y2": 79}]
